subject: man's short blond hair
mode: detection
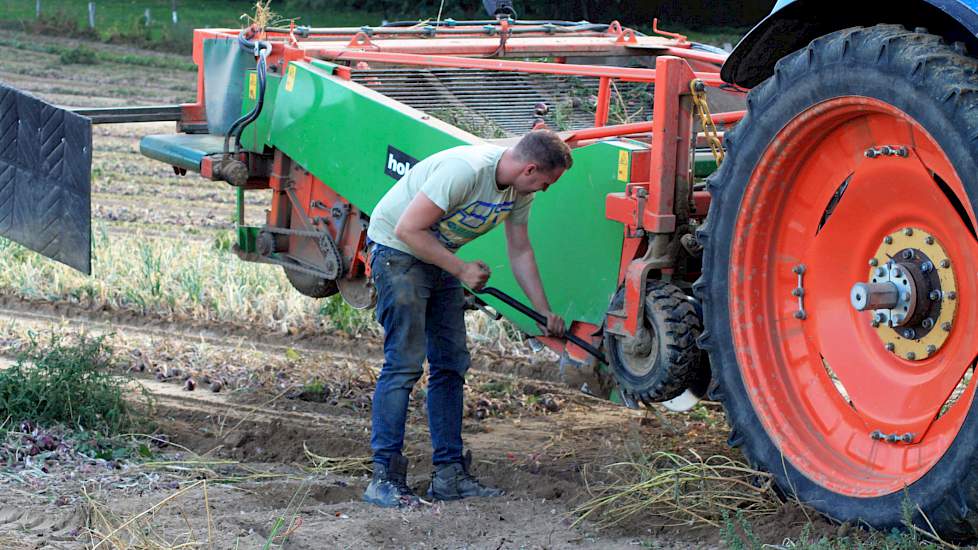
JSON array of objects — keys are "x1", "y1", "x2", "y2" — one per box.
[{"x1": 513, "y1": 130, "x2": 573, "y2": 172}]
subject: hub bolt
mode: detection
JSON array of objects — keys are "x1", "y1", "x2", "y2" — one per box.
[
  {"x1": 902, "y1": 250, "x2": 914, "y2": 260},
  {"x1": 929, "y1": 290, "x2": 942, "y2": 301},
  {"x1": 869, "y1": 258, "x2": 879, "y2": 267},
  {"x1": 921, "y1": 262, "x2": 934, "y2": 273},
  {"x1": 926, "y1": 236, "x2": 936, "y2": 245},
  {"x1": 884, "y1": 236, "x2": 894, "y2": 244},
  {"x1": 874, "y1": 312, "x2": 888, "y2": 324},
  {"x1": 942, "y1": 322, "x2": 953, "y2": 332},
  {"x1": 904, "y1": 228, "x2": 914, "y2": 237},
  {"x1": 893, "y1": 267, "x2": 903, "y2": 277},
  {"x1": 885, "y1": 342, "x2": 896, "y2": 352},
  {"x1": 922, "y1": 318, "x2": 935, "y2": 329},
  {"x1": 906, "y1": 352, "x2": 917, "y2": 360},
  {"x1": 941, "y1": 259, "x2": 952, "y2": 268},
  {"x1": 927, "y1": 345, "x2": 938, "y2": 356},
  {"x1": 876, "y1": 267, "x2": 886, "y2": 277},
  {"x1": 902, "y1": 328, "x2": 916, "y2": 339}
]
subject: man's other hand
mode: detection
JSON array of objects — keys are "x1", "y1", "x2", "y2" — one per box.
[
  {"x1": 459, "y1": 261, "x2": 491, "y2": 290},
  {"x1": 541, "y1": 311, "x2": 566, "y2": 337}
]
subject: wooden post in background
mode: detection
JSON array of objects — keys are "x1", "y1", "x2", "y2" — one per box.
[
  {"x1": 171, "y1": 0, "x2": 178, "y2": 24},
  {"x1": 87, "y1": 2, "x2": 95, "y2": 28}
]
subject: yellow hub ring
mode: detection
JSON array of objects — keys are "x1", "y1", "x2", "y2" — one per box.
[{"x1": 871, "y1": 228, "x2": 958, "y2": 361}]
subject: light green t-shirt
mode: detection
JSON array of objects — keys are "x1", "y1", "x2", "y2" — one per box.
[{"x1": 367, "y1": 144, "x2": 534, "y2": 255}]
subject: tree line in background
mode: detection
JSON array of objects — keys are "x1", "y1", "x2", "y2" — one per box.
[{"x1": 285, "y1": 0, "x2": 774, "y2": 28}]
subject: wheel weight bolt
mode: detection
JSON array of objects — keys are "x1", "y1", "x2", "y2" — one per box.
[
  {"x1": 792, "y1": 288, "x2": 804, "y2": 297},
  {"x1": 904, "y1": 228, "x2": 914, "y2": 237},
  {"x1": 902, "y1": 433, "x2": 915, "y2": 443},
  {"x1": 884, "y1": 236, "x2": 894, "y2": 244},
  {"x1": 942, "y1": 322, "x2": 953, "y2": 332},
  {"x1": 925, "y1": 236, "x2": 936, "y2": 245},
  {"x1": 793, "y1": 265, "x2": 806, "y2": 275},
  {"x1": 906, "y1": 352, "x2": 917, "y2": 360},
  {"x1": 940, "y1": 259, "x2": 951, "y2": 268},
  {"x1": 948, "y1": 291, "x2": 957, "y2": 300},
  {"x1": 886, "y1": 433, "x2": 899, "y2": 443},
  {"x1": 871, "y1": 430, "x2": 884, "y2": 440},
  {"x1": 922, "y1": 318, "x2": 935, "y2": 329},
  {"x1": 869, "y1": 258, "x2": 879, "y2": 267},
  {"x1": 926, "y1": 345, "x2": 938, "y2": 356},
  {"x1": 885, "y1": 342, "x2": 896, "y2": 352}
]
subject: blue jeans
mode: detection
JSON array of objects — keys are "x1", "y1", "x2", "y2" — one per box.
[{"x1": 369, "y1": 244, "x2": 471, "y2": 467}]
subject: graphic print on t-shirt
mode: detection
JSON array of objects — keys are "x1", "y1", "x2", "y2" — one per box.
[{"x1": 431, "y1": 200, "x2": 514, "y2": 250}]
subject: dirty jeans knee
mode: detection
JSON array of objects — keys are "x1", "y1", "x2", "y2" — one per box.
[{"x1": 370, "y1": 245, "x2": 431, "y2": 467}]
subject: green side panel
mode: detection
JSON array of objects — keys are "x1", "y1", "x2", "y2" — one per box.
[
  {"x1": 255, "y1": 61, "x2": 629, "y2": 333},
  {"x1": 239, "y1": 72, "x2": 282, "y2": 153},
  {"x1": 458, "y1": 141, "x2": 628, "y2": 334},
  {"x1": 265, "y1": 61, "x2": 476, "y2": 213}
]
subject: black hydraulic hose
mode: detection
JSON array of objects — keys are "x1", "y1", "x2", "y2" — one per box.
[
  {"x1": 474, "y1": 287, "x2": 607, "y2": 364},
  {"x1": 223, "y1": 31, "x2": 272, "y2": 158}
]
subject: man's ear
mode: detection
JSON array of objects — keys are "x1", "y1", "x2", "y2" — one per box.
[{"x1": 523, "y1": 163, "x2": 538, "y2": 176}]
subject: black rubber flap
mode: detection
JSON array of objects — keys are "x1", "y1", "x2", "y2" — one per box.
[{"x1": 0, "y1": 83, "x2": 92, "y2": 274}]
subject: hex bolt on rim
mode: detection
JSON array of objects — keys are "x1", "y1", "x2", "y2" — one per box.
[{"x1": 851, "y1": 228, "x2": 959, "y2": 361}]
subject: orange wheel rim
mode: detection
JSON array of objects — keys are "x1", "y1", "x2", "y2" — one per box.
[{"x1": 730, "y1": 97, "x2": 978, "y2": 497}]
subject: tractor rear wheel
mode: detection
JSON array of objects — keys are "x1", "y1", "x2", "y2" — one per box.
[
  {"x1": 605, "y1": 280, "x2": 704, "y2": 404},
  {"x1": 697, "y1": 25, "x2": 978, "y2": 540},
  {"x1": 283, "y1": 267, "x2": 338, "y2": 299}
]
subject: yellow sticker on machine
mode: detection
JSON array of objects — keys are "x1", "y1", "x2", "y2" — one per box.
[
  {"x1": 248, "y1": 73, "x2": 257, "y2": 100},
  {"x1": 617, "y1": 149, "x2": 629, "y2": 182},
  {"x1": 285, "y1": 64, "x2": 297, "y2": 92}
]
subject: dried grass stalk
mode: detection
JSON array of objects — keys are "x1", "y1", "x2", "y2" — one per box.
[
  {"x1": 573, "y1": 450, "x2": 780, "y2": 529},
  {"x1": 303, "y1": 442, "x2": 372, "y2": 476}
]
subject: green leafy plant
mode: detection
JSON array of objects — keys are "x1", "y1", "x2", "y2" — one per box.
[{"x1": 0, "y1": 333, "x2": 151, "y2": 435}]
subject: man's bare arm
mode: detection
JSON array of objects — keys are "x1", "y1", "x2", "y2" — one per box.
[
  {"x1": 505, "y1": 220, "x2": 565, "y2": 336},
  {"x1": 394, "y1": 192, "x2": 491, "y2": 289}
]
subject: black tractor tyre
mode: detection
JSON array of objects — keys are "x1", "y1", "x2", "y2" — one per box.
[
  {"x1": 605, "y1": 280, "x2": 705, "y2": 404},
  {"x1": 695, "y1": 25, "x2": 978, "y2": 540},
  {"x1": 283, "y1": 266, "x2": 339, "y2": 299}
]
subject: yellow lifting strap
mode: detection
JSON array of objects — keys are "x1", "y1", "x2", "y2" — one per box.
[{"x1": 690, "y1": 79, "x2": 724, "y2": 166}]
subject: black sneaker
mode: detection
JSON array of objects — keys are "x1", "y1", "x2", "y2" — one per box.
[
  {"x1": 427, "y1": 450, "x2": 504, "y2": 501},
  {"x1": 363, "y1": 454, "x2": 420, "y2": 508}
]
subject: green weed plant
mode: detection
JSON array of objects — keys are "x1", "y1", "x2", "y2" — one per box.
[{"x1": 0, "y1": 333, "x2": 148, "y2": 436}]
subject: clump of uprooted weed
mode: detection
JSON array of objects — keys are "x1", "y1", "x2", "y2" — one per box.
[
  {"x1": 573, "y1": 450, "x2": 779, "y2": 530},
  {"x1": 0, "y1": 333, "x2": 150, "y2": 436},
  {"x1": 466, "y1": 378, "x2": 563, "y2": 419}
]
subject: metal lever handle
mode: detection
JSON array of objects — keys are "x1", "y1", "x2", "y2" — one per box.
[{"x1": 474, "y1": 287, "x2": 607, "y2": 364}]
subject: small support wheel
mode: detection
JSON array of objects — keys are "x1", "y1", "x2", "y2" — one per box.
[
  {"x1": 605, "y1": 280, "x2": 706, "y2": 404},
  {"x1": 283, "y1": 267, "x2": 338, "y2": 298}
]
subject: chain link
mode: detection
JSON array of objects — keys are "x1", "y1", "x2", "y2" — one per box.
[{"x1": 690, "y1": 79, "x2": 724, "y2": 166}]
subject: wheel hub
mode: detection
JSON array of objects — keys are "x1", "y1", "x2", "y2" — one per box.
[{"x1": 850, "y1": 227, "x2": 958, "y2": 361}]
